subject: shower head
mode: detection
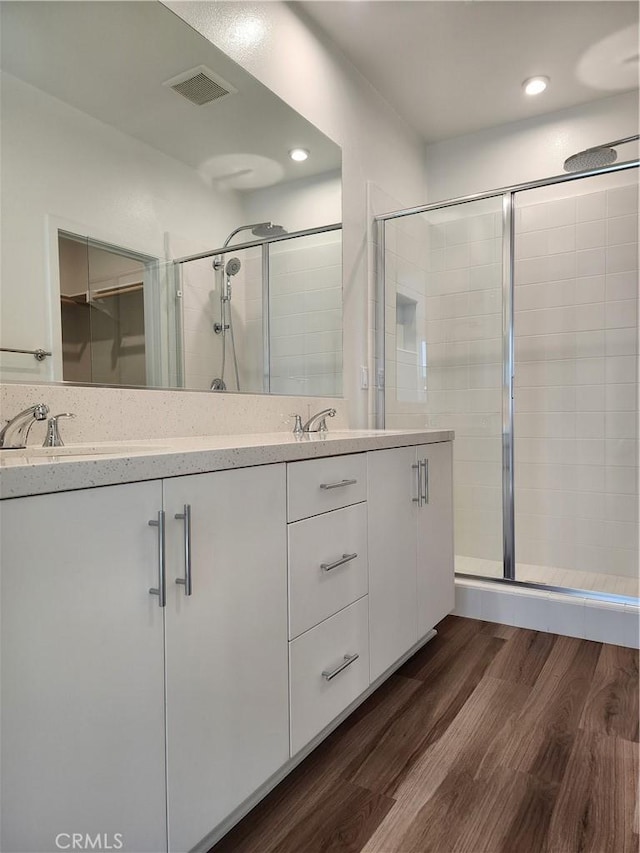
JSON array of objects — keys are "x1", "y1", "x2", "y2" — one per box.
[
  {"x1": 225, "y1": 257, "x2": 241, "y2": 277},
  {"x1": 563, "y1": 135, "x2": 639, "y2": 173},
  {"x1": 251, "y1": 223, "x2": 288, "y2": 239},
  {"x1": 221, "y1": 221, "x2": 288, "y2": 247},
  {"x1": 563, "y1": 147, "x2": 618, "y2": 173}
]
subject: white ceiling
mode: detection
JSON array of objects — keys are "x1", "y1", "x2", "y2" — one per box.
[
  {"x1": 0, "y1": 2, "x2": 341, "y2": 190},
  {"x1": 300, "y1": 1, "x2": 639, "y2": 143}
]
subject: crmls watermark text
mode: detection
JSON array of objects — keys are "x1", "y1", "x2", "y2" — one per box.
[{"x1": 55, "y1": 834, "x2": 124, "y2": 850}]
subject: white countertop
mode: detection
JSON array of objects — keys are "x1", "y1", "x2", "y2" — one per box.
[{"x1": 0, "y1": 428, "x2": 454, "y2": 499}]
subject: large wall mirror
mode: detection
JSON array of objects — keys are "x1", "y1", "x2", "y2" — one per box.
[{"x1": 0, "y1": 1, "x2": 343, "y2": 396}]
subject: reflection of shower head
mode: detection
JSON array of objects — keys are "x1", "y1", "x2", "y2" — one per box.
[
  {"x1": 563, "y1": 134, "x2": 639, "y2": 172},
  {"x1": 225, "y1": 257, "x2": 241, "y2": 276},
  {"x1": 251, "y1": 223, "x2": 287, "y2": 238},
  {"x1": 221, "y1": 221, "x2": 288, "y2": 247}
]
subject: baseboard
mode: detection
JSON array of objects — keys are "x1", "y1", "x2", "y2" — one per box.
[{"x1": 454, "y1": 577, "x2": 640, "y2": 649}]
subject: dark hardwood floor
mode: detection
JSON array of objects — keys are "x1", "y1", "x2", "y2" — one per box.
[{"x1": 211, "y1": 616, "x2": 639, "y2": 853}]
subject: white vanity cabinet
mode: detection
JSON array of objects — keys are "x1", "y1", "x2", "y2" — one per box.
[
  {"x1": 0, "y1": 482, "x2": 168, "y2": 853},
  {"x1": 162, "y1": 465, "x2": 289, "y2": 853},
  {"x1": 367, "y1": 442, "x2": 455, "y2": 681},
  {"x1": 0, "y1": 466, "x2": 288, "y2": 853},
  {"x1": 0, "y1": 433, "x2": 454, "y2": 853}
]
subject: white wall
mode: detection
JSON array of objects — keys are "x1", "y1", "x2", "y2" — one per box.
[
  {"x1": 164, "y1": 0, "x2": 428, "y2": 427},
  {"x1": 243, "y1": 170, "x2": 341, "y2": 234},
  {"x1": 425, "y1": 91, "x2": 639, "y2": 202},
  {"x1": 0, "y1": 71, "x2": 245, "y2": 382}
]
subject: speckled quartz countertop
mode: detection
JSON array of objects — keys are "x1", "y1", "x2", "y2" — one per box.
[{"x1": 0, "y1": 429, "x2": 454, "y2": 499}]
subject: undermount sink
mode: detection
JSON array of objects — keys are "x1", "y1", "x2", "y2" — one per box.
[{"x1": 1, "y1": 444, "x2": 167, "y2": 458}]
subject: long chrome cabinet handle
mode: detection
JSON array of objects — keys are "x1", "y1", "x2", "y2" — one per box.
[
  {"x1": 148, "y1": 510, "x2": 166, "y2": 607},
  {"x1": 421, "y1": 459, "x2": 429, "y2": 505},
  {"x1": 321, "y1": 552, "x2": 358, "y2": 572},
  {"x1": 322, "y1": 653, "x2": 360, "y2": 681},
  {"x1": 412, "y1": 463, "x2": 423, "y2": 506},
  {"x1": 320, "y1": 478, "x2": 357, "y2": 490},
  {"x1": 175, "y1": 504, "x2": 192, "y2": 596}
]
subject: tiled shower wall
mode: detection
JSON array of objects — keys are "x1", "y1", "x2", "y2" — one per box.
[
  {"x1": 268, "y1": 232, "x2": 342, "y2": 397},
  {"x1": 381, "y1": 171, "x2": 638, "y2": 592},
  {"x1": 513, "y1": 175, "x2": 638, "y2": 582}
]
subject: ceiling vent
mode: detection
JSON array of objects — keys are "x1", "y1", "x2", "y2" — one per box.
[{"x1": 163, "y1": 65, "x2": 237, "y2": 106}]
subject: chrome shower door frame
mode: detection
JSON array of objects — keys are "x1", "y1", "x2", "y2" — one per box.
[{"x1": 374, "y1": 159, "x2": 639, "y2": 585}]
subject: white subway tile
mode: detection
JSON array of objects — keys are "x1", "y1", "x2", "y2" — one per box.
[
  {"x1": 607, "y1": 214, "x2": 638, "y2": 246},
  {"x1": 575, "y1": 357, "x2": 605, "y2": 385},
  {"x1": 606, "y1": 244, "x2": 638, "y2": 274},
  {"x1": 574, "y1": 276, "x2": 605, "y2": 304},
  {"x1": 606, "y1": 382, "x2": 638, "y2": 411},
  {"x1": 576, "y1": 220, "x2": 606, "y2": 250},
  {"x1": 606, "y1": 437, "x2": 638, "y2": 467},
  {"x1": 575, "y1": 330, "x2": 605, "y2": 358},
  {"x1": 605, "y1": 412, "x2": 637, "y2": 440},
  {"x1": 605, "y1": 271, "x2": 638, "y2": 302},
  {"x1": 605, "y1": 327, "x2": 638, "y2": 357},
  {"x1": 520, "y1": 197, "x2": 575, "y2": 232},
  {"x1": 576, "y1": 248, "x2": 606, "y2": 277},
  {"x1": 575, "y1": 412, "x2": 605, "y2": 439},
  {"x1": 606, "y1": 299, "x2": 637, "y2": 329},
  {"x1": 515, "y1": 230, "x2": 548, "y2": 260},
  {"x1": 605, "y1": 493, "x2": 639, "y2": 523},
  {"x1": 577, "y1": 191, "x2": 606, "y2": 222},
  {"x1": 607, "y1": 185, "x2": 639, "y2": 219},
  {"x1": 575, "y1": 384, "x2": 605, "y2": 411},
  {"x1": 605, "y1": 465, "x2": 638, "y2": 494}
]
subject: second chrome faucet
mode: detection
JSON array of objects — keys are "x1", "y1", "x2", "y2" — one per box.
[{"x1": 292, "y1": 408, "x2": 337, "y2": 435}]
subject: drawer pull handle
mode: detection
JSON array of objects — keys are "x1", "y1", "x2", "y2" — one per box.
[
  {"x1": 321, "y1": 552, "x2": 358, "y2": 572},
  {"x1": 322, "y1": 653, "x2": 360, "y2": 681},
  {"x1": 320, "y1": 478, "x2": 357, "y2": 490}
]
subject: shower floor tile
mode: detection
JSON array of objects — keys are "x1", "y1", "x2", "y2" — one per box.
[{"x1": 455, "y1": 554, "x2": 639, "y2": 599}]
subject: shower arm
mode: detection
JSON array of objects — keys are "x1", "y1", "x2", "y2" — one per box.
[
  {"x1": 574, "y1": 134, "x2": 639, "y2": 156},
  {"x1": 222, "y1": 222, "x2": 272, "y2": 248}
]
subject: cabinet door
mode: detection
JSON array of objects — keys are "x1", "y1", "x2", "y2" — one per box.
[
  {"x1": 164, "y1": 464, "x2": 289, "y2": 853},
  {"x1": 416, "y1": 442, "x2": 455, "y2": 637},
  {"x1": 367, "y1": 447, "x2": 418, "y2": 682},
  {"x1": 1, "y1": 483, "x2": 167, "y2": 853}
]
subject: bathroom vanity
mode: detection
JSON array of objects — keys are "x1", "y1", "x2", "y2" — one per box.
[{"x1": 0, "y1": 429, "x2": 453, "y2": 853}]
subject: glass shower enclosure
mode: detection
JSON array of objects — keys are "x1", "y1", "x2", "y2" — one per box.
[{"x1": 375, "y1": 161, "x2": 639, "y2": 602}]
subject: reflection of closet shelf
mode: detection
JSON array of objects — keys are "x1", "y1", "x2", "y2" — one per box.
[{"x1": 62, "y1": 282, "x2": 144, "y2": 305}]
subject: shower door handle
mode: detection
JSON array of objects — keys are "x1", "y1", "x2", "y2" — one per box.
[{"x1": 175, "y1": 504, "x2": 192, "y2": 596}]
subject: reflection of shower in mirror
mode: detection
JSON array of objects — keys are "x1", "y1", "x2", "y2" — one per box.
[{"x1": 211, "y1": 256, "x2": 242, "y2": 391}]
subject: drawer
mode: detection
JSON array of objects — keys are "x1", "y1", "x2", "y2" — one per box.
[
  {"x1": 288, "y1": 503, "x2": 368, "y2": 639},
  {"x1": 289, "y1": 596, "x2": 369, "y2": 755},
  {"x1": 287, "y1": 454, "x2": 367, "y2": 522}
]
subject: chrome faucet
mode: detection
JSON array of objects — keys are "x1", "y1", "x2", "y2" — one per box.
[
  {"x1": 293, "y1": 407, "x2": 337, "y2": 435},
  {"x1": 0, "y1": 403, "x2": 49, "y2": 448},
  {"x1": 43, "y1": 413, "x2": 75, "y2": 448}
]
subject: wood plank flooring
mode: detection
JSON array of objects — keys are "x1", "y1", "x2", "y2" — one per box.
[{"x1": 210, "y1": 616, "x2": 639, "y2": 853}]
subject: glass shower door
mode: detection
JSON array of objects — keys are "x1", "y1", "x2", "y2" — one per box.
[
  {"x1": 513, "y1": 170, "x2": 639, "y2": 597},
  {"x1": 382, "y1": 196, "x2": 506, "y2": 579}
]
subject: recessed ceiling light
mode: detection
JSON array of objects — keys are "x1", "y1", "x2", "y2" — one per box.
[
  {"x1": 289, "y1": 148, "x2": 309, "y2": 162},
  {"x1": 523, "y1": 76, "x2": 549, "y2": 96}
]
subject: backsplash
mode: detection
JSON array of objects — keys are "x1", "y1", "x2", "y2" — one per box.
[{"x1": 0, "y1": 383, "x2": 347, "y2": 443}]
